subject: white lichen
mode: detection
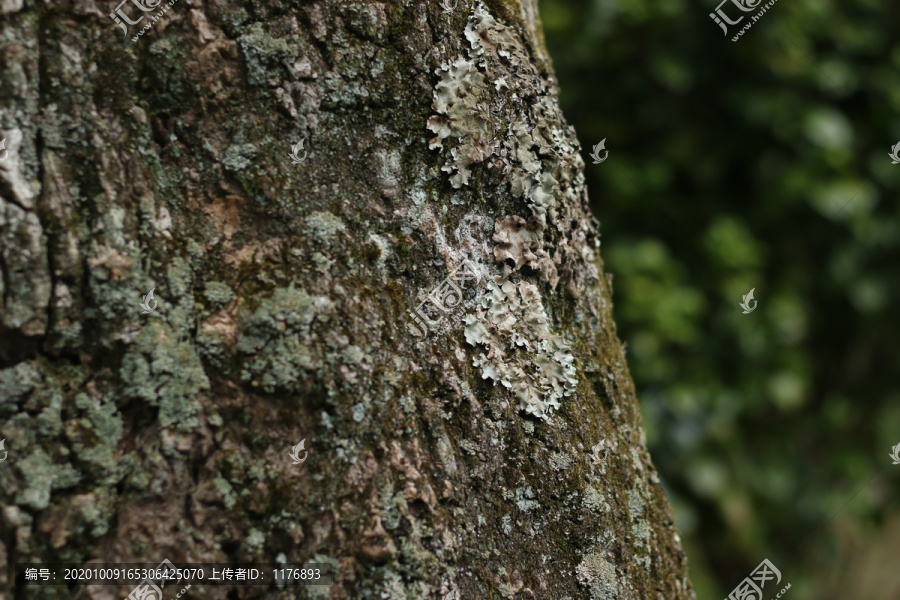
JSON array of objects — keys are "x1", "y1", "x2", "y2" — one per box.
[
  {"x1": 514, "y1": 486, "x2": 539, "y2": 512},
  {"x1": 549, "y1": 451, "x2": 573, "y2": 471},
  {"x1": 492, "y1": 215, "x2": 558, "y2": 288},
  {"x1": 628, "y1": 484, "x2": 652, "y2": 570},
  {"x1": 464, "y1": 278, "x2": 577, "y2": 419},
  {"x1": 575, "y1": 553, "x2": 619, "y2": 600},
  {"x1": 582, "y1": 486, "x2": 607, "y2": 512},
  {"x1": 427, "y1": 3, "x2": 588, "y2": 232},
  {"x1": 426, "y1": 57, "x2": 493, "y2": 189}
]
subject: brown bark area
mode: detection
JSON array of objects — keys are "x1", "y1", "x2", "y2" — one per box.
[{"x1": 0, "y1": 0, "x2": 695, "y2": 598}]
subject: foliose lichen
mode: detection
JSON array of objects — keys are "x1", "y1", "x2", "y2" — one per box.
[
  {"x1": 463, "y1": 278, "x2": 576, "y2": 419},
  {"x1": 427, "y1": 2, "x2": 587, "y2": 235}
]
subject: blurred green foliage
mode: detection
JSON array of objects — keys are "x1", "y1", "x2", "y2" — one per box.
[{"x1": 538, "y1": 0, "x2": 900, "y2": 598}]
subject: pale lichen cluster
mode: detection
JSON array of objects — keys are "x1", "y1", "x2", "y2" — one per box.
[
  {"x1": 463, "y1": 278, "x2": 577, "y2": 418},
  {"x1": 428, "y1": 3, "x2": 588, "y2": 234},
  {"x1": 426, "y1": 2, "x2": 602, "y2": 419}
]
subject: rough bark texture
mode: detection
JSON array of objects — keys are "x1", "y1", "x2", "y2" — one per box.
[{"x1": 0, "y1": 0, "x2": 695, "y2": 598}]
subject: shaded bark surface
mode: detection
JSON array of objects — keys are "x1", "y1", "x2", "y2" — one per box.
[{"x1": 0, "y1": 0, "x2": 695, "y2": 598}]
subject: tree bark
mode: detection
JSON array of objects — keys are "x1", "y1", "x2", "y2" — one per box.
[{"x1": 0, "y1": 0, "x2": 695, "y2": 598}]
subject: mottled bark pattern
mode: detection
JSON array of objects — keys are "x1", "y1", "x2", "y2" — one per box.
[{"x1": 0, "y1": 0, "x2": 695, "y2": 598}]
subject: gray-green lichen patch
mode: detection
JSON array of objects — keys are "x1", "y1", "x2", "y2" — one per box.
[
  {"x1": 237, "y1": 21, "x2": 304, "y2": 87},
  {"x1": 305, "y1": 211, "x2": 348, "y2": 245},
  {"x1": 203, "y1": 281, "x2": 234, "y2": 307},
  {"x1": 627, "y1": 482, "x2": 652, "y2": 571},
  {"x1": 582, "y1": 485, "x2": 608, "y2": 512},
  {"x1": 427, "y1": 56, "x2": 492, "y2": 188},
  {"x1": 548, "y1": 451, "x2": 572, "y2": 471},
  {"x1": 426, "y1": 2, "x2": 586, "y2": 232},
  {"x1": 70, "y1": 398, "x2": 124, "y2": 475},
  {"x1": 223, "y1": 143, "x2": 259, "y2": 171},
  {"x1": 0, "y1": 196, "x2": 51, "y2": 335},
  {"x1": 631, "y1": 519, "x2": 652, "y2": 571},
  {"x1": 120, "y1": 323, "x2": 209, "y2": 429},
  {"x1": 244, "y1": 527, "x2": 266, "y2": 554},
  {"x1": 0, "y1": 360, "x2": 43, "y2": 408},
  {"x1": 463, "y1": 278, "x2": 576, "y2": 419},
  {"x1": 422, "y1": 2, "x2": 608, "y2": 426},
  {"x1": 576, "y1": 553, "x2": 619, "y2": 600},
  {"x1": 237, "y1": 284, "x2": 334, "y2": 392},
  {"x1": 212, "y1": 476, "x2": 239, "y2": 509},
  {"x1": 514, "y1": 486, "x2": 539, "y2": 512},
  {"x1": 424, "y1": 1, "x2": 604, "y2": 366}
]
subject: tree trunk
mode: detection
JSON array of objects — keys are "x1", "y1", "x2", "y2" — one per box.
[{"x1": 0, "y1": 0, "x2": 695, "y2": 598}]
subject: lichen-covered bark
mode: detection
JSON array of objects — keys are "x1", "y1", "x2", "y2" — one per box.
[{"x1": 0, "y1": 0, "x2": 695, "y2": 598}]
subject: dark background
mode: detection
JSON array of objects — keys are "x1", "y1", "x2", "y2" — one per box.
[{"x1": 539, "y1": 0, "x2": 900, "y2": 598}]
